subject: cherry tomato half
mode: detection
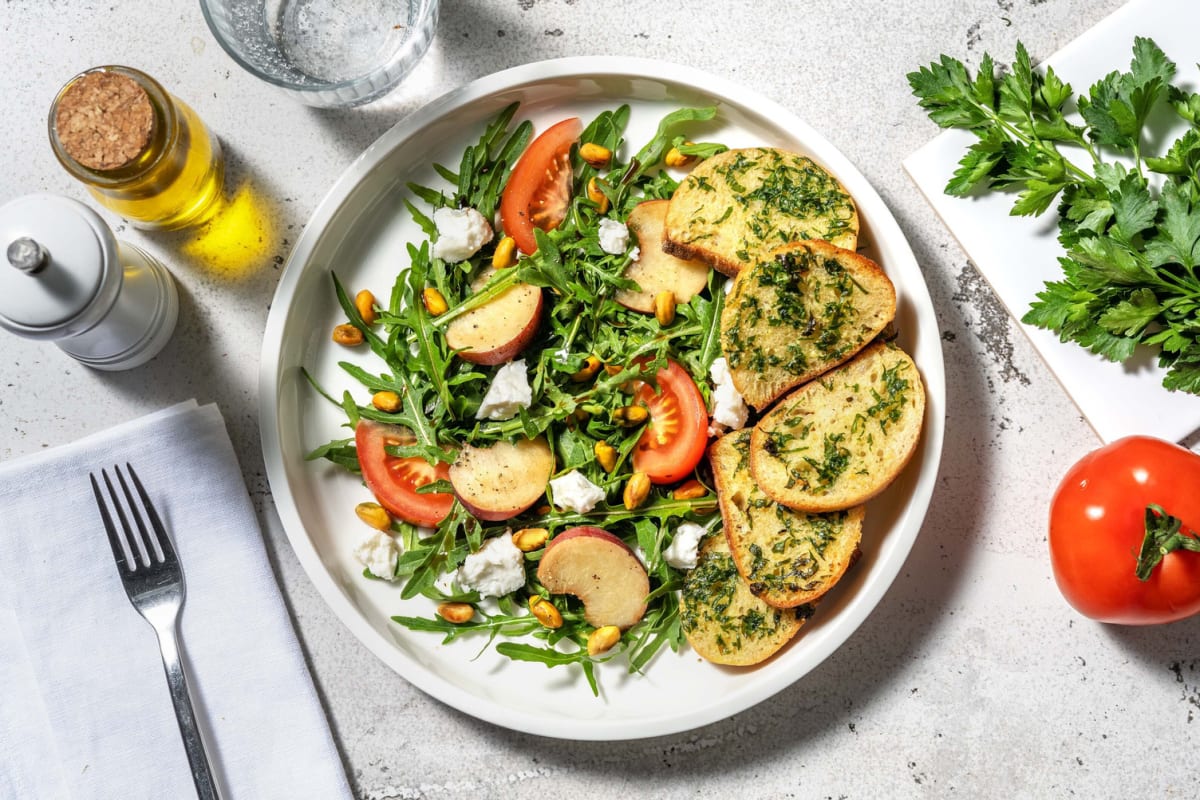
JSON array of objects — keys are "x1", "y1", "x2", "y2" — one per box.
[
  {"x1": 500, "y1": 117, "x2": 581, "y2": 255},
  {"x1": 630, "y1": 359, "x2": 709, "y2": 485},
  {"x1": 355, "y1": 419, "x2": 454, "y2": 527},
  {"x1": 1049, "y1": 435, "x2": 1200, "y2": 624}
]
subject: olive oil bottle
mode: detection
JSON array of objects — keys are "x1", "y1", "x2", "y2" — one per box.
[{"x1": 49, "y1": 66, "x2": 225, "y2": 230}]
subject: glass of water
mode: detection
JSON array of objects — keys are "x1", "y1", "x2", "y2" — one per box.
[{"x1": 200, "y1": 0, "x2": 438, "y2": 108}]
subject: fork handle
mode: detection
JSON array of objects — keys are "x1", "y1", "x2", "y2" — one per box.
[{"x1": 155, "y1": 622, "x2": 221, "y2": 800}]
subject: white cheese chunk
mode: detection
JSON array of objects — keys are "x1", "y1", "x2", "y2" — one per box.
[
  {"x1": 597, "y1": 218, "x2": 630, "y2": 255},
  {"x1": 475, "y1": 359, "x2": 532, "y2": 420},
  {"x1": 664, "y1": 522, "x2": 707, "y2": 570},
  {"x1": 549, "y1": 470, "x2": 606, "y2": 514},
  {"x1": 709, "y1": 356, "x2": 749, "y2": 430},
  {"x1": 354, "y1": 530, "x2": 400, "y2": 581},
  {"x1": 457, "y1": 531, "x2": 526, "y2": 598},
  {"x1": 432, "y1": 206, "x2": 494, "y2": 262}
]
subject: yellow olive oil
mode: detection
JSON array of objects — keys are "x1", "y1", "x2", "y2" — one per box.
[{"x1": 50, "y1": 66, "x2": 225, "y2": 231}]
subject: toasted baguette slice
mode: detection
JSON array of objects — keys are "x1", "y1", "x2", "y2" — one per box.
[
  {"x1": 710, "y1": 429, "x2": 864, "y2": 608},
  {"x1": 663, "y1": 147, "x2": 858, "y2": 277},
  {"x1": 616, "y1": 200, "x2": 711, "y2": 313},
  {"x1": 681, "y1": 527, "x2": 814, "y2": 666},
  {"x1": 720, "y1": 241, "x2": 896, "y2": 410},
  {"x1": 750, "y1": 341, "x2": 925, "y2": 512}
]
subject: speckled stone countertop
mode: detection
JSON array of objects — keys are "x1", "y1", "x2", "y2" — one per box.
[{"x1": 2, "y1": 0, "x2": 1198, "y2": 797}]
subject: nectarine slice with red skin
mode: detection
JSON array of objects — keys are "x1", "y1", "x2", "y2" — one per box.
[
  {"x1": 537, "y1": 526, "x2": 650, "y2": 629},
  {"x1": 616, "y1": 200, "x2": 711, "y2": 313},
  {"x1": 445, "y1": 269, "x2": 543, "y2": 365},
  {"x1": 449, "y1": 437, "x2": 555, "y2": 521}
]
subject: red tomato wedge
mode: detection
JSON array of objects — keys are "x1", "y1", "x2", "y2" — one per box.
[
  {"x1": 630, "y1": 359, "x2": 709, "y2": 485},
  {"x1": 355, "y1": 419, "x2": 453, "y2": 527},
  {"x1": 500, "y1": 117, "x2": 581, "y2": 255}
]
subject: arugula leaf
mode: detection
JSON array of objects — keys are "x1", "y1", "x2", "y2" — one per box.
[{"x1": 496, "y1": 643, "x2": 600, "y2": 696}]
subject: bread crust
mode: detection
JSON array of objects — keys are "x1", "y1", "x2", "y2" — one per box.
[
  {"x1": 720, "y1": 240, "x2": 897, "y2": 410},
  {"x1": 750, "y1": 341, "x2": 926, "y2": 513},
  {"x1": 663, "y1": 147, "x2": 858, "y2": 276}
]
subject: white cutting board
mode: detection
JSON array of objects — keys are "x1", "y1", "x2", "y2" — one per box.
[{"x1": 905, "y1": 0, "x2": 1200, "y2": 444}]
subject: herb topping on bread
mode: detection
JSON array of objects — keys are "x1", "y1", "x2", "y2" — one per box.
[
  {"x1": 720, "y1": 240, "x2": 897, "y2": 410},
  {"x1": 663, "y1": 147, "x2": 858, "y2": 277},
  {"x1": 710, "y1": 429, "x2": 865, "y2": 608},
  {"x1": 680, "y1": 527, "x2": 813, "y2": 666},
  {"x1": 750, "y1": 341, "x2": 925, "y2": 512}
]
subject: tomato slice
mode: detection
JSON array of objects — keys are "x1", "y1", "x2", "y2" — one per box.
[
  {"x1": 355, "y1": 419, "x2": 453, "y2": 527},
  {"x1": 630, "y1": 359, "x2": 709, "y2": 485},
  {"x1": 500, "y1": 117, "x2": 582, "y2": 255}
]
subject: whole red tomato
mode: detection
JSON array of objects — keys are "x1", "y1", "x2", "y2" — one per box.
[{"x1": 1049, "y1": 436, "x2": 1200, "y2": 624}]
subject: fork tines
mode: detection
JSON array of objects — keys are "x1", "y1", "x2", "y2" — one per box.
[{"x1": 90, "y1": 464, "x2": 176, "y2": 573}]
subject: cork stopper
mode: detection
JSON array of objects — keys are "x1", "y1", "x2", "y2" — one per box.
[{"x1": 53, "y1": 71, "x2": 154, "y2": 171}]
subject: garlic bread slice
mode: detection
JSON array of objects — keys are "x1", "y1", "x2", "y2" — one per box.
[
  {"x1": 663, "y1": 147, "x2": 858, "y2": 277},
  {"x1": 720, "y1": 240, "x2": 896, "y2": 410},
  {"x1": 680, "y1": 526, "x2": 813, "y2": 666},
  {"x1": 710, "y1": 429, "x2": 864, "y2": 608},
  {"x1": 750, "y1": 342, "x2": 925, "y2": 512}
]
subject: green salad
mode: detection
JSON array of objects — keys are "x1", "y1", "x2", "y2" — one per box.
[{"x1": 307, "y1": 103, "x2": 739, "y2": 693}]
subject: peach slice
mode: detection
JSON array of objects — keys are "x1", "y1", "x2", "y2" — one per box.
[
  {"x1": 536, "y1": 526, "x2": 650, "y2": 629},
  {"x1": 616, "y1": 200, "x2": 711, "y2": 313},
  {"x1": 445, "y1": 268, "x2": 543, "y2": 365},
  {"x1": 449, "y1": 436, "x2": 555, "y2": 521}
]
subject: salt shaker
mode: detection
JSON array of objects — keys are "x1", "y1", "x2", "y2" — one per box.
[{"x1": 0, "y1": 194, "x2": 179, "y2": 370}]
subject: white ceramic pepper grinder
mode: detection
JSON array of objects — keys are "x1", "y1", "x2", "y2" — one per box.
[{"x1": 0, "y1": 193, "x2": 179, "y2": 370}]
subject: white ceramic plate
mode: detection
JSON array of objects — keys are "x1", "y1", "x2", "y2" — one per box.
[
  {"x1": 260, "y1": 57, "x2": 945, "y2": 740},
  {"x1": 904, "y1": 0, "x2": 1200, "y2": 444}
]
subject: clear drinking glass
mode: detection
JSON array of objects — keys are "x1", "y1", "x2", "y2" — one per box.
[{"x1": 200, "y1": 0, "x2": 438, "y2": 108}]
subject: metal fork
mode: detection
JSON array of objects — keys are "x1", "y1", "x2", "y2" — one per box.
[{"x1": 90, "y1": 464, "x2": 220, "y2": 800}]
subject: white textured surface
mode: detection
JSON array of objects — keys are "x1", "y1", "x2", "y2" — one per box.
[{"x1": 1, "y1": 0, "x2": 1198, "y2": 798}]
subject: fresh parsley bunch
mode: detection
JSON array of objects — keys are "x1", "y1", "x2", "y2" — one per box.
[{"x1": 909, "y1": 38, "x2": 1200, "y2": 393}]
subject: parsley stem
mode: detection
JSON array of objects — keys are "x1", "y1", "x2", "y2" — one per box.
[{"x1": 973, "y1": 100, "x2": 1093, "y2": 185}]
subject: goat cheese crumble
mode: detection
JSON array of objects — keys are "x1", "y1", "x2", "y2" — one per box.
[
  {"x1": 354, "y1": 531, "x2": 400, "y2": 580},
  {"x1": 457, "y1": 531, "x2": 526, "y2": 598},
  {"x1": 597, "y1": 218, "x2": 629, "y2": 255},
  {"x1": 663, "y1": 522, "x2": 707, "y2": 570},
  {"x1": 549, "y1": 470, "x2": 606, "y2": 513},
  {"x1": 432, "y1": 206, "x2": 494, "y2": 262},
  {"x1": 475, "y1": 359, "x2": 532, "y2": 420},
  {"x1": 709, "y1": 357, "x2": 749, "y2": 430}
]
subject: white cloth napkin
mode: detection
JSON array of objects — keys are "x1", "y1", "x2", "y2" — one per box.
[{"x1": 0, "y1": 401, "x2": 351, "y2": 800}]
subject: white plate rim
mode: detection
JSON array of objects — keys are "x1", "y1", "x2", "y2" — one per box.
[{"x1": 259, "y1": 55, "x2": 946, "y2": 740}]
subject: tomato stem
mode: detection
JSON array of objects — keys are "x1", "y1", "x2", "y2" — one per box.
[{"x1": 1134, "y1": 504, "x2": 1200, "y2": 581}]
